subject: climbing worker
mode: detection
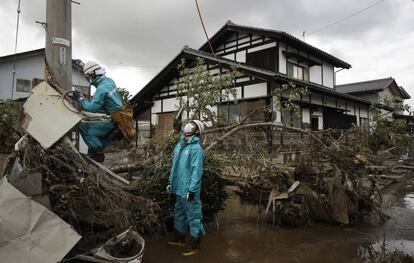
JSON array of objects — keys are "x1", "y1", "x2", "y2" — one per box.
[
  {"x1": 167, "y1": 120, "x2": 205, "y2": 256},
  {"x1": 72, "y1": 61, "x2": 123, "y2": 162}
]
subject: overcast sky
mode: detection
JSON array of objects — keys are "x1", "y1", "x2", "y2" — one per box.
[{"x1": 1, "y1": 0, "x2": 413, "y2": 105}]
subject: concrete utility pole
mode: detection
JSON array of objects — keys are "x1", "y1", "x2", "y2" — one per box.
[{"x1": 45, "y1": 0, "x2": 72, "y2": 91}]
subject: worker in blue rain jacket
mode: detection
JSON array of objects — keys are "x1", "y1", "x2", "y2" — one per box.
[
  {"x1": 72, "y1": 61, "x2": 123, "y2": 162},
  {"x1": 166, "y1": 120, "x2": 205, "y2": 256}
]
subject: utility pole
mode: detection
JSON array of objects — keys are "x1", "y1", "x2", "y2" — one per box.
[{"x1": 45, "y1": 0, "x2": 72, "y2": 91}]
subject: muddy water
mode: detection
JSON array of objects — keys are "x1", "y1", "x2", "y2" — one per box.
[{"x1": 144, "y1": 193, "x2": 414, "y2": 263}]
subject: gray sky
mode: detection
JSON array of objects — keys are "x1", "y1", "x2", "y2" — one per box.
[{"x1": 1, "y1": 0, "x2": 413, "y2": 105}]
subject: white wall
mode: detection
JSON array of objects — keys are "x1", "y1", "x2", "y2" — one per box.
[
  {"x1": 163, "y1": 97, "x2": 178, "y2": 112},
  {"x1": 302, "y1": 107, "x2": 311, "y2": 124},
  {"x1": 72, "y1": 67, "x2": 89, "y2": 88},
  {"x1": 152, "y1": 100, "x2": 162, "y2": 113},
  {"x1": 309, "y1": 65, "x2": 322, "y2": 85},
  {"x1": 278, "y1": 43, "x2": 287, "y2": 74},
  {"x1": 0, "y1": 53, "x2": 89, "y2": 101},
  {"x1": 0, "y1": 54, "x2": 44, "y2": 101},
  {"x1": 247, "y1": 42, "x2": 276, "y2": 54},
  {"x1": 379, "y1": 88, "x2": 394, "y2": 97},
  {"x1": 322, "y1": 62, "x2": 334, "y2": 88},
  {"x1": 244, "y1": 83, "x2": 267, "y2": 98}
]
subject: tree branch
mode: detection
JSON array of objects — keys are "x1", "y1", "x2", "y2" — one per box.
[{"x1": 205, "y1": 122, "x2": 324, "y2": 151}]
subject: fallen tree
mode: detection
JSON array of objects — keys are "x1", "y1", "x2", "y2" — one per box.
[
  {"x1": 0, "y1": 100, "x2": 24, "y2": 153},
  {"x1": 1, "y1": 136, "x2": 162, "y2": 254}
]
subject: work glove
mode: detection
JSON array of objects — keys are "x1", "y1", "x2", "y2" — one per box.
[
  {"x1": 186, "y1": 192, "x2": 195, "y2": 202},
  {"x1": 72, "y1": 90, "x2": 84, "y2": 101},
  {"x1": 166, "y1": 185, "x2": 171, "y2": 193}
]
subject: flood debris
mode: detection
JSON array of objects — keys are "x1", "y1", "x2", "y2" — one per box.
[
  {"x1": 22, "y1": 82, "x2": 83, "y2": 149},
  {"x1": 234, "y1": 127, "x2": 413, "y2": 227},
  {"x1": 0, "y1": 177, "x2": 81, "y2": 263},
  {"x1": 0, "y1": 100, "x2": 24, "y2": 153},
  {"x1": 74, "y1": 229, "x2": 145, "y2": 263}
]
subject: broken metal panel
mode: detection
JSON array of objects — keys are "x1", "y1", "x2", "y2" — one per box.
[
  {"x1": 22, "y1": 82, "x2": 82, "y2": 149},
  {"x1": 0, "y1": 178, "x2": 81, "y2": 263}
]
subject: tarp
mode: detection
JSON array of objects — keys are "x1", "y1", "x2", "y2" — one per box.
[{"x1": 0, "y1": 178, "x2": 81, "y2": 263}]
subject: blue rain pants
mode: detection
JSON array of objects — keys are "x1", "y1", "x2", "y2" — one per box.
[
  {"x1": 79, "y1": 120, "x2": 114, "y2": 151},
  {"x1": 174, "y1": 196, "x2": 205, "y2": 238}
]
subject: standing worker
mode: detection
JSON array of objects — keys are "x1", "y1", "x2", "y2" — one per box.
[
  {"x1": 167, "y1": 120, "x2": 205, "y2": 256},
  {"x1": 72, "y1": 61, "x2": 123, "y2": 162}
]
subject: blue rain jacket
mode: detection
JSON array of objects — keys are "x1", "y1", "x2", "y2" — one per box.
[
  {"x1": 79, "y1": 76, "x2": 123, "y2": 151},
  {"x1": 81, "y1": 76, "x2": 123, "y2": 113},
  {"x1": 169, "y1": 135, "x2": 204, "y2": 199}
]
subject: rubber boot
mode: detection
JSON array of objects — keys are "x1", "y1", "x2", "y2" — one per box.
[
  {"x1": 87, "y1": 149, "x2": 105, "y2": 163},
  {"x1": 182, "y1": 235, "x2": 201, "y2": 256},
  {"x1": 167, "y1": 229, "x2": 186, "y2": 247}
]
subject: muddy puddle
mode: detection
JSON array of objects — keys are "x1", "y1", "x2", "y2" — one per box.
[{"x1": 144, "y1": 192, "x2": 414, "y2": 263}]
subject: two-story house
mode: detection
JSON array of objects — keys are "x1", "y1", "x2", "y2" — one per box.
[
  {"x1": 131, "y1": 21, "x2": 372, "y2": 142},
  {"x1": 336, "y1": 77, "x2": 413, "y2": 130},
  {"x1": 0, "y1": 48, "x2": 89, "y2": 102}
]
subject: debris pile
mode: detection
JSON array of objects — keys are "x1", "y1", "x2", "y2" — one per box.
[
  {"x1": 236, "y1": 127, "x2": 393, "y2": 227},
  {"x1": 2, "y1": 136, "x2": 162, "y2": 253},
  {"x1": 130, "y1": 134, "x2": 229, "y2": 226},
  {"x1": 0, "y1": 100, "x2": 23, "y2": 153}
]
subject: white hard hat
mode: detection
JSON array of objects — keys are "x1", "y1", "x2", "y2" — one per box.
[
  {"x1": 83, "y1": 61, "x2": 105, "y2": 76},
  {"x1": 191, "y1": 120, "x2": 204, "y2": 134}
]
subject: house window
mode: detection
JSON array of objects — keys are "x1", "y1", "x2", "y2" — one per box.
[
  {"x1": 16, "y1": 79, "x2": 31, "y2": 92},
  {"x1": 287, "y1": 62, "x2": 309, "y2": 81},
  {"x1": 218, "y1": 99, "x2": 268, "y2": 126},
  {"x1": 246, "y1": 47, "x2": 277, "y2": 72},
  {"x1": 218, "y1": 103, "x2": 240, "y2": 126},
  {"x1": 240, "y1": 99, "x2": 267, "y2": 123},
  {"x1": 281, "y1": 107, "x2": 302, "y2": 128}
]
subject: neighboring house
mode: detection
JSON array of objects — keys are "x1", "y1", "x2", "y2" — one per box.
[
  {"x1": 336, "y1": 77, "x2": 413, "y2": 130},
  {"x1": 132, "y1": 21, "x2": 372, "y2": 142},
  {"x1": 335, "y1": 77, "x2": 410, "y2": 106},
  {"x1": 0, "y1": 48, "x2": 89, "y2": 102}
]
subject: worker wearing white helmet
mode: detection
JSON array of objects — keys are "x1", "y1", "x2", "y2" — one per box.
[
  {"x1": 167, "y1": 120, "x2": 205, "y2": 256},
  {"x1": 72, "y1": 61, "x2": 123, "y2": 162}
]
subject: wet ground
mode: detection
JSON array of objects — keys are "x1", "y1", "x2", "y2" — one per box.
[{"x1": 144, "y1": 190, "x2": 414, "y2": 263}]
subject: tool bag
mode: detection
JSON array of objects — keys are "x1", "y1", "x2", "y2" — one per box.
[{"x1": 111, "y1": 106, "x2": 135, "y2": 141}]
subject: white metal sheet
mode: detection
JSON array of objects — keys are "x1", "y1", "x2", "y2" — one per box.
[
  {"x1": 0, "y1": 178, "x2": 81, "y2": 263},
  {"x1": 22, "y1": 82, "x2": 83, "y2": 149}
]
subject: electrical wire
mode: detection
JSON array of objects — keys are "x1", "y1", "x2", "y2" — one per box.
[
  {"x1": 11, "y1": 0, "x2": 22, "y2": 99},
  {"x1": 60, "y1": 90, "x2": 81, "y2": 114},
  {"x1": 194, "y1": 0, "x2": 216, "y2": 58},
  {"x1": 307, "y1": 0, "x2": 385, "y2": 36}
]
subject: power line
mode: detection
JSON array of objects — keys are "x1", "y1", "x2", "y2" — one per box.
[
  {"x1": 11, "y1": 0, "x2": 22, "y2": 99},
  {"x1": 306, "y1": 0, "x2": 385, "y2": 36},
  {"x1": 100, "y1": 62, "x2": 163, "y2": 69}
]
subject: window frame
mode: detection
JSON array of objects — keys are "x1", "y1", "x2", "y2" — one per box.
[
  {"x1": 287, "y1": 62, "x2": 309, "y2": 82},
  {"x1": 16, "y1": 79, "x2": 31, "y2": 92}
]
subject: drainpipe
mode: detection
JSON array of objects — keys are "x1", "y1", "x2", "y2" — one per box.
[{"x1": 334, "y1": 68, "x2": 345, "y2": 90}]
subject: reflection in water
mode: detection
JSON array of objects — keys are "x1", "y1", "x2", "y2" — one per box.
[
  {"x1": 404, "y1": 193, "x2": 414, "y2": 209},
  {"x1": 144, "y1": 193, "x2": 414, "y2": 263}
]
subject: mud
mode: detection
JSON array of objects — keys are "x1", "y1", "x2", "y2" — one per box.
[{"x1": 144, "y1": 189, "x2": 414, "y2": 263}]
